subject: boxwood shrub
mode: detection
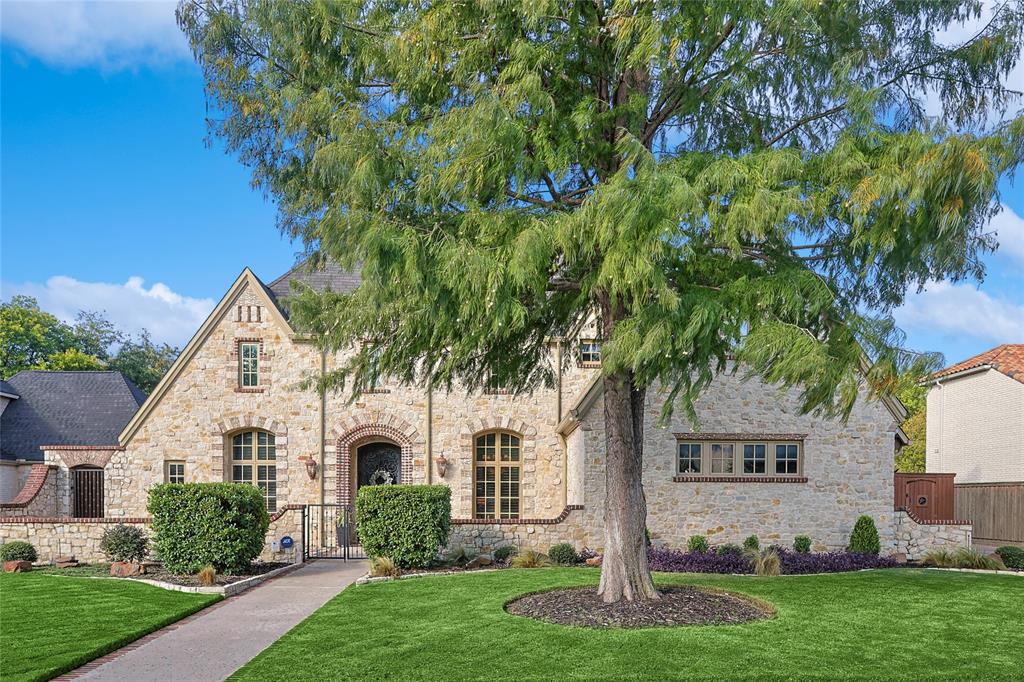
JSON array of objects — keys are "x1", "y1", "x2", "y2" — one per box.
[
  {"x1": 148, "y1": 483, "x2": 269, "y2": 574},
  {"x1": 995, "y1": 546, "x2": 1024, "y2": 570},
  {"x1": 356, "y1": 484, "x2": 451, "y2": 568},
  {"x1": 0, "y1": 541, "x2": 37, "y2": 563},
  {"x1": 100, "y1": 524, "x2": 149, "y2": 563}
]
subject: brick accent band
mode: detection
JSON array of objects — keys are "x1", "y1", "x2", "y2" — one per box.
[
  {"x1": 451, "y1": 504, "x2": 583, "y2": 525},
  {"x1": 0, "y1": 464, "x2": 55, "y2": 509},
  {"x1": 672, "y1": 475, "x2": 808, "y2": 483},
  {"x1": 0, "y1": 516, "x2": 152, "y2": 523},
  {"x1": 672, "y1": 433, "x2": 808, "y2": 441},
  {"x1": 269, "y1": 504, "x2": 304, "y2": 522},
  {"x1": 895, "y1": 507, "x2": 971, "y2": 525}
]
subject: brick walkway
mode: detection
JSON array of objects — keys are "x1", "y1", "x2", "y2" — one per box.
[{"x1": 60, "y1": 560, "x2": 367, "y2": 682}]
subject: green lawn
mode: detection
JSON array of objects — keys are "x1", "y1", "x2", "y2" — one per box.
[
  {"x1": 233, "y1": 568, "x2": 1022, "y2": 681},
  {"x1": 0, "y1": 573, "x2": 220, "y2": 682}
]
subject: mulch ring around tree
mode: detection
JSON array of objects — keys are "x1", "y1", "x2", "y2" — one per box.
[{"x1": 505, "y1": 585, "x2": 774, "y2": 629}]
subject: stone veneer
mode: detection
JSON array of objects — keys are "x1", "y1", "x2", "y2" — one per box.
[{"x1": 893, "y1": 510, "x2": 973, "y2": 561}]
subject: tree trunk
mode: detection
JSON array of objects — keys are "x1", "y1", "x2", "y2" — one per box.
[{"x1": 597, "y1": 368, "x2": 659, "y2": 603}]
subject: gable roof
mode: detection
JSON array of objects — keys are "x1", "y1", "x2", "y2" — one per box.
[
  {"x1": 267, "y1": 259, "x2": 361, "y2": 317},
  {"x1": 929, "y1": 344, "x2": 1024, "y2": 385},
  {"x1": 1, "y1": 371, "x2": 147, "y2": 461},
  {"x1": 0, "y1": 380, "x2": 19, "y2": 400}
]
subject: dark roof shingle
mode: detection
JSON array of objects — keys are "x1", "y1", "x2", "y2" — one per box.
[
  {"x1": 267, "y1": 259, "x2": 361, "y2": 316},
  {"x1": 0, "y1": 380, "x2": 18, "y2": 399},
  {"x1": 0, "y1": 371, "x2": 147, "y2": 461}
]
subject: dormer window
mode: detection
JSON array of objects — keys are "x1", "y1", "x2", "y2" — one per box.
[
  {"x1": 580, "y1": 340, "x2": 602, "y2": 366},
  {"x1": 240, "y1": 342, "x2": 259, "y2": 387}
]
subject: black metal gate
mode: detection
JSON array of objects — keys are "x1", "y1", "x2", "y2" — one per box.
[
  {"x1": 72, "y1": 467, "x2": 104, "y2": 518},
  {"x1": 303, "y1": 504, "x2": 366, "y2": 560}
]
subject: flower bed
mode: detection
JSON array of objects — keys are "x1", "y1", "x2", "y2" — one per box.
[{"x1": 648, "y1": 546, "x2": 900, "y2": 575}]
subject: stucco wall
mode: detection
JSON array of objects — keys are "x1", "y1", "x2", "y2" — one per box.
[{"x1": 926, "y1": 369, "x2": 1024, "y2": 483}]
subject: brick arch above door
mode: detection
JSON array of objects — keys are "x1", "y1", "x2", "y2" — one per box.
[{"x1": 328, "y1": 413, "x2": 424, "y2": 505}]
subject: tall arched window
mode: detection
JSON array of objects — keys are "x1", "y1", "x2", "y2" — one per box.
[
  {"x1": 474, "y1": 431, "x2": 521, "y2": 519},
  {"x1": 231, "y1": 430, "x2": 277, "y2": 511}
]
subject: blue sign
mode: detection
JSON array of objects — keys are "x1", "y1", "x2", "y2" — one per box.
[{"x1": 280, "y1": 536, "x2": 294, "y2": 549}]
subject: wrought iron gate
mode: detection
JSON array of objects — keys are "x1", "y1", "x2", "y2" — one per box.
[{"x1": 303, "y1": 504, "x2": 366, "y2": 560}]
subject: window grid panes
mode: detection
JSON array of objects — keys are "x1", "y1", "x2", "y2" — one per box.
[
  {"x1": 240, "y1": 343, "x2": 259, "y2": 387},
  {"x1": 677, "y1": 443, "x2": 702, "y2": 474},
  {"x1": 776, "y1": 443, "x2": 799, "y2": 474},
  {"x1": 711, "y1": 443, "x2": 735, "y2": 474},
  {"x1": 474, "y1": 431, "x2": 521, "y2": 519},
  {"x1": 743, "y1": 444, "x2": 767, "y2": 474},
  {"x1": 165, "y1": 461, "x2": 185, "y2": 484},
  {"x1": 231, "y1": 431, "x2": 276, "y2": 511},
  {"x1": 580, "y1": 341, "x2": 602, "y2": 364}
]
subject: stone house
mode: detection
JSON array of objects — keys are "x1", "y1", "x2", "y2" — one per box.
[{"x1": 1, "y1": 261, "x2": 972, "y2": 561}]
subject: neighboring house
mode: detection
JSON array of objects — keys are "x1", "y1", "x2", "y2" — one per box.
[
  {"x1": 924, "y1": 344, "x2": 1024, "y2": 547},
  {"x1": 925, "y1": 344, "x2": 1024, "y2": 482},
  {"x1": 2, "y1": 261, "x2": 970, "y2": 560},
  {"x1": 0, "y1": 371, "x2": 147, "y2": 510}
]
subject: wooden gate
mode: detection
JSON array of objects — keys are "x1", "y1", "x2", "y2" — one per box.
[
  {"x1": 894, "y1": 473, "x2": 955, "y2": 521},
  {"x1": 72, "y1": 466, "x2": 104, "y2": 518},
  {"x1": 955, "y1": 482, "x2": 1024, "y2": 545}
]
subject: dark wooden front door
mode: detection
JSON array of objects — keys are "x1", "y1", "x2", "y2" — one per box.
[{"x1": 72, "y1": 467, "x2": 104, "y2": 518}]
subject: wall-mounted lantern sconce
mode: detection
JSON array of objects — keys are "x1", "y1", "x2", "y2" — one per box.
[
  {"x1": 435, "y1": 454, "x2": 448, "y2": 479},
  {"x1": 299, "y1": 455, "x2": 318, "y2": 480}
]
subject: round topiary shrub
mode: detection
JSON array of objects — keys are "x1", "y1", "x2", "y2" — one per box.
[
  {"x1": 743, "y1": 535, "x2": 760, "y2": 551},
  {"x1": 356, "y1": 484, "x2": 451, "y2": 568},
  {"x1": 548, "y1": 542, "x2": 579, "y2": 566},
  {"x1": 995, "y1": 546, "x2": 1024, "y2": 570},
  {"x1": 793, "y1": 535, "x2": 812, "y2": 554},
  {"x1": 687, "y1": 535, "x2": 710, "y2": 554},
  {"x1": 148, "y1": 483, "x2": 270, "y2": 574},
  {"x1": 0, "y1": 541, "x2": 37, "y2": 563},
  {"x1": 847, "y1": 515, "x2": 881, "y2": 555},
  {"x1": 100, "y1": 524, "x2": 149, "y2": 563}
]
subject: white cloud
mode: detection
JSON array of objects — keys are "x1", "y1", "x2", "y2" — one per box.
[
  {"x1": 0, "y1": 0, "x2": 190, "y2": 70},
  {"x1": 895, "y1": 280, "x2": 1024, "y2": 344},
  {"x1": 989, "y1": 203, "x2": 1024, "y2": 265},
  {"x1": 2, "y1": 275, "x2": 215, "y2": 348}
]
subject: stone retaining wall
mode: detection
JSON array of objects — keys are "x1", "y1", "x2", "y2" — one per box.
[
  {"x1": 447, "y1": 505, "x2": 588, "y2": 553},
  {"x1": 894, "y1": 510, "x2": 972, "y2": 560}
]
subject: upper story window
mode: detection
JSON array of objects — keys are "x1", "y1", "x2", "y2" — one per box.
[
  {"x1": 474, "y1": 431, "x2": 521, "y2": 519},
  {"x1": 239, "y1": 342, "x2": 260, "y2": 387},
  {"x1": 164, "y1": 460, "x2": 185, "y2": 484},
  {"x1": 580, "y1": 340, "x2": 602, "y2": 365},
  {"x1": 231, "y1": 430, "x2": 277, "y2": 511},
  {"x1": 677, "y1": 438, "x2": 803, "y2": 478}
]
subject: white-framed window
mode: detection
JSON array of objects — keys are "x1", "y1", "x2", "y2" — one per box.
[
  {"x1": 711, "y1": 443, "x2": 735, "y2": 474},
  {"x1": 164, "y1": 460, "x2": 185, "y2": 484},
  {"x1": 239, "y1": 342, "x2": 259, "y2": 387},
  {"x1": 231, "y1": 430, "x2": 276, "y2": 511},
  {"x1": 580, "y1": 340, "x2": 601, "y2": 365},
  {"x1": 775, "y1": 443, "x2": 800, "y2": 474},
  {"x1": 743, "y1": 443, "x2": 767, "y2": 474},
  {"x1": 677, "y1": 442, "x2": 702, "y2": 474}
]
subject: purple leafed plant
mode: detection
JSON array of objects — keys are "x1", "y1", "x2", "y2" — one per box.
[
  {"x1": 777, "y1": 549, "x2": 900, "y2": 574},
  {"x1": 647, "y1": 546, "x2": 752, "y2": 574}
]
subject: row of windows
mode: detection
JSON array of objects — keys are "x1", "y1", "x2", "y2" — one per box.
[{"x1": 677, "y1": 441, "x2": 802, "y2": 476}]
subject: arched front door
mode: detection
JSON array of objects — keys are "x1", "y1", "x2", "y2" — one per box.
[{"x1": 356, "y1": 441, "x2": 402, "y2": 490}]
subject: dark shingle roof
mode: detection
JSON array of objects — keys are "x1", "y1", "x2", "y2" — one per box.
[
  {"x1": 0, "y1": 380, "x2": 18, "y2": 399},
  {"x1": 0, "y1": 371, "x2": 147, "y2": 461},
  {"x1": 266, "y1": 259, "x2": 362, "y2": 317}
]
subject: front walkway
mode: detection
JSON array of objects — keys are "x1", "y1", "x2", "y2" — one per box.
[{"x1": 72, "y1": 560, "x2": 367, "y2": 682}]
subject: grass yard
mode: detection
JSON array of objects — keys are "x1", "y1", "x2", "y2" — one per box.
[
  {"x1": 233, "y1": 568, "x2": 1022, "y2": 681},
  {"x1": 0, "y1": 572, "x2": 220, "y2": 682}
]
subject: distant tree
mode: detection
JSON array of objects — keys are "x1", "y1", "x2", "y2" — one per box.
[
  {"x1": 0, "y1": 296, "x2": 75, "y2": 378},
  {"x1": 180, "y1": 1, "x2": 1024, "y2": 602},
  {"x1": 110, "y1": 331, "x2": 179, "y2": 393},
  {"x1": 42, "y1": 348, "x2": 106, "y2": 372},
  {"x1": 72, "y1": 310, "x2": 124, "y2": 362},
  {"x1": 895, "y1": 373, "x2": 929, "y2": 472}
]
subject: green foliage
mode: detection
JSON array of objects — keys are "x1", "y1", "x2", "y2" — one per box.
[
  {"x1": 510, "y1": 549, "x2": 550, "y2": 569},
  {"x1": 793, "y1": 535, "x2": 812, "y2": 554},
  {"x1": 369, "y1": 556, "x2": 400, "y2": 578},
  {"x1": 0, "y1": 296, "x2": 75, "y2": 378},
  {"x1": 952, "y1": 548, "x2": 1005, "y2": 571},
  {"x1": 743, "y1": 535, "x2": 760, "y2": 551},
  {"x1": 99, "y1": 524, "x2": 149, "y2": 563},
  {"x1": 43, "y1": 348, "x2": 105, "y2": 371},
  {"x1": 109, "y1": 331, "x2": 179, "y2": 393},
  {"x1": 493, "y1": 545, "x2": 517, "y2": 563},
  {"x1": 921, "y1": 549, "x2": 956, "y2": 567},
  {"x1": 715, "y1": 543, "x2": 743, "y2": 556},
  {"x1": 445, "y1": 545, "x2": 477, "y2": 567},
  {"x1": 848, "y1": 516, "x2": 881, "y2": 555},
  {"x1": 548, "y1": 543, "x2": 580, "y2": 566},
  {"x1": 687, "y1": 535, "x2": 710, "y2": 554},
  {"x1": 995, "y1": 546, "x2": 1024, "y2": 570},
  {"x1": 895, "y1": 372, "x2": 927, "y2": 472},
  {"x1": 355, "y1": 485, "x2": 451, "y2": 568},
  {"x1": 0, "y1": 540, "x2": 37, "y2": 562},
  {"x1": 148, "y1": 483, "x2": 269, "y2": 574}
]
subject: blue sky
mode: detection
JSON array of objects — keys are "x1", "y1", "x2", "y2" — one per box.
[{"x1": 1, "y1": 1, "x2": 1022, "y2": 364}]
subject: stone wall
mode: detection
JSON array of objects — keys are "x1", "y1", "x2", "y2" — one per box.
[
  {"x1": 893, "y1": 510, "x2": 972, "y2": 560},
  {"x1": 447, "y1": 506, "x2": 588, "y2": 553},
  {"x1": 0, "y1": 518, "x2": 150, "y2": 563},
  {"x1": 0, "y1": 465, "x2": 58, "y2": 518}
]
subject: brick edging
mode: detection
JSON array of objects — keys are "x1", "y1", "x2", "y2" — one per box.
[
  {"x1": 451, "y1": 504, "x2": 583, "y2": 525},
  {"x1": 0, "y1": 516, "x2": 151, "y2": 523},
  {"x1": 895, "y1": 507, "x2": 971, "y2": 525},
  {"x1": 673, "y1": 476, "x2": 808, "y2": 484}
]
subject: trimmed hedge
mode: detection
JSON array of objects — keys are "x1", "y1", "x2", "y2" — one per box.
[
  {"x1": 548, "y1": 543, "x2": 579, "y2": 566},
  {"x1": 356, "y1": 485, "x2": 451, "y2": 568},
  {"x1": 148, "y1": 483, "x2": 270, "y2": 574},
  {"x1": 0, "y1": 541, "x2": 37, "y2": 563},
  {"x1": 995, "y1": 546, "x2": 1024, "y2": 570},
  {"x1": 847, "y1": 515, "x2": 881, "y2": 555}
]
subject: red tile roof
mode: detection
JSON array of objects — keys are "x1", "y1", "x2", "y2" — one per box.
[{"x1": 931, "y1": 344, "x2": 1024, "y2": 384}]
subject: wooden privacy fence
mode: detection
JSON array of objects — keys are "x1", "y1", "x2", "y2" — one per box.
[
  {"x1": 894, "y1": 473, "x2": 957, "y2": 521},
  {"x1": 955, "y1": 482, "x2": 1024, "y2": 545}
]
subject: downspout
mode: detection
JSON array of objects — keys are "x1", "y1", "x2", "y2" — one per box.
[
  {"x1": 555, "y1": 340, "x2": 567, "y2": 509},
  {"x1": 319, "y1": 349, "x2": 326, "y2": 507},
  {"x1": 425, "y1": 382, "x2": 433, "y2": 484}
]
